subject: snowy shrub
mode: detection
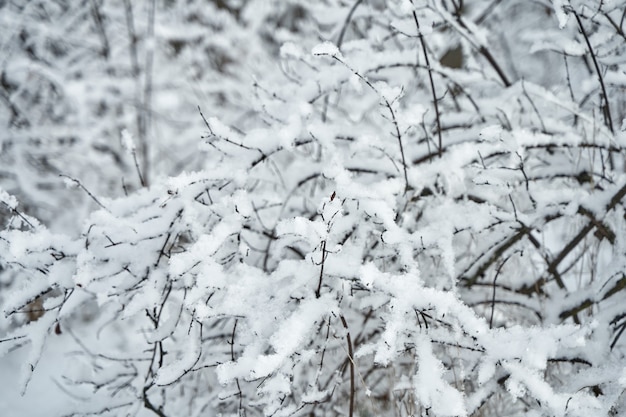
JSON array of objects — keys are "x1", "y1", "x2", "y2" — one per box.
[
  {"x1": 1, "y1": 1, "x2": 626, "y2": 416},
  {"x1": 0, "y1": 0, "x2": 269, "y2": 229}
]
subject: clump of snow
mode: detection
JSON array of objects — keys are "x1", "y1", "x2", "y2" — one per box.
[
  {"x1": 0, "y1": 187, "x2": 18, "y2": 210},
  {"x1": 552, "y1": 0, "x2": 571, "y2": 29},
  {"x1": 413, "y1": 335, "x2": 467, "y2": 416},
  {"x1": 376, "y1": 81, "x2": 403, "y2": 104},
  {"x1": 120, "y1": 129, "x2": 136, "y2": 154},
  {"x1": 530, "y1": 37, "x2": 585, "y2": 56},
  {"x1": 280, "y1": 42, "x2": 302, "y2": 59},
  {"x1": 231, "y1": 189, "x2": 253, "y2": 217},
  {"x1": 61, "y1": 176, "x2": 79, "y2": 189},
  {"x1": 399, "y1": 0, "x2": 414, "y2": 14},
  {"x1": 312, "y1": 41, "x2": 342, "y2": 58},
  {"x1": 302, "y1": 387, "x2": 328, "y2": 403},
  {"x1": 479, "y1": 124, "x2": 503, "y2": 142},
  {"x1": 276, "y1": 216, "x2": 326, "y2": 240}
]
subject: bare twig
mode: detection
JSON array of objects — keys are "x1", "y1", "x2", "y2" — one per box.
[
  {"x1": 490, "y1": 255, "x2": 511, "y2": 328},
  {"x1": 340, "y1": 315, "x2": 355, "y2": 417},
  {"x1": 436, "y1": 3, "x2": 511, "y2": 86},
  {"x1": 143, "y1": 388, "x2": 168, "y2": 417},
  {"x1": 574, "y1": 11, "x2": 614, "y2": 134},
  {"x1": 198, "y1": 106, "x2": 259, "y2": 153},
  {"x1": 90, "y1": 0, "x2": 110, "y2": 59},
  {"x1": 524, "y1": 182, "x2": 626, "y2": 294},
  {"x1": 337, "y1": 0, "x2": 364, "y2": 48},
  {"x1": 411, "y1": 4, "x2": 443, "y2": 158},
  {"x1": 0, "y1": 201, "x2": 35, "y2": 229},
  {"x1": 230, "y1": 319, "x2": 244, "y2": 415},
  {"x1": 322, "y1": 0, "x2": 365, "y2": 122},
  {"x1": 60, "y1": 174, "x2": 110, "y2": 212},
  {"x1": 316, "y1": 239, "x2": 327, "y2": 299}
]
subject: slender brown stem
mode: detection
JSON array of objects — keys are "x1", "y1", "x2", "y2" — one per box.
[
  {"x1": 316, "y1": 239, "x2": 327, "y2": 298},
  {"x1": 340, "y1": 315, "x2": 355, "y2": 417}
]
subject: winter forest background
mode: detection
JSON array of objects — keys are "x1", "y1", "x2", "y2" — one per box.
[{"x1": 1, "y1": 0, "x2": 626, "y2": 416}]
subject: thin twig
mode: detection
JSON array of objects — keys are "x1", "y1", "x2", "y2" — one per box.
[
  {"x1": 143, "y1": 388, "x2": 168, "y2": 417},
  {"x1": 198, "y1": 106, "x2": 258, "y2": 153},
  {"x1": 89, "y1": 0, "x2": 110, "y2": 59},
  {"x1": 316, "y1": 239, "x2": 327, "y2": 299},
  {"x1": 322, "y1": 55, "x2": 410, "y2": 191},
  {"x1": 436, "y1": 3, "x2": 511, "y2": 86},
  {"x1": 490, "y1": 255, "x2": 511, "y2": 328},
  {"x1": 412, "y1": 5, "x2": 443, "y2": 158},
  {"x1": 322, "y1": 0, "x2": 365, "y2": 122},
  {"x1": 574, "y1": 11, "x2": 614, "y2": 134},
  {"x1": 230, "y1": 319, "x2": 244, "y2": 415},
  {"x1": 140, "y1": 0, "x2": 156, "y2": 186},
  {"x1": 132, "y1": 148, "x2": 146, "y2": 187},
  {"x1": 611, "y1": 320, "x2": 626, "y2": 350},
  {"x1": 337, "y1": 0, "x2": 364, "y2": 48},
  {"x1": 340, "y1": 315, "x2": 355, "y2": 417},
  {"x1": 0, "y1": 201, "x2": 35, "y2": 229},
  {"x1": 474, "y1": 0, "x2": 502, "y2": 25},
  {"x1": 60, "y1": 174, "x2": 110, "y2": 212},
  {"x1": 524, "y1": 181, "x2": 626, "y2": 294}
]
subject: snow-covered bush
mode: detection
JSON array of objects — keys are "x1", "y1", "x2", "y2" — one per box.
[
  {"x1": 1, "y1": 1, "x2": 626, "y2": 416},
  {"x1": 0, "y1": 0, "x2": 272, "y2": 229}
]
